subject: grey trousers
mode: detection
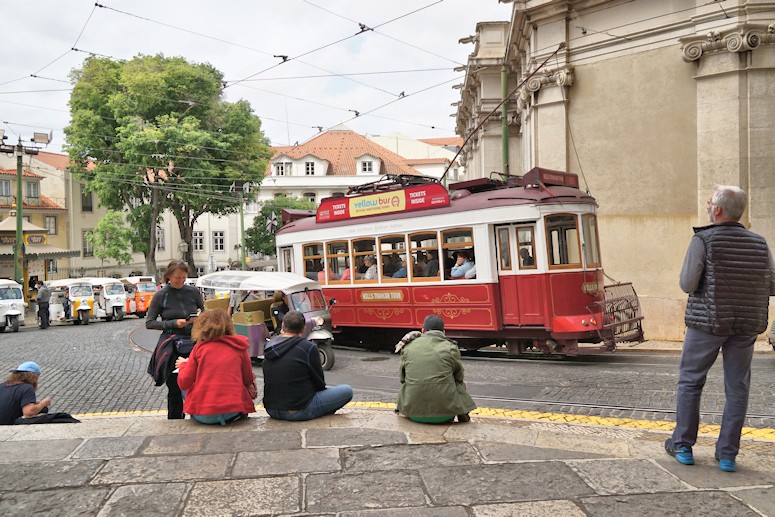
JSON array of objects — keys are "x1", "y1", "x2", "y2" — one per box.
[{"x1": 671, "y1": 327, "x2": 756, "y2": 459}]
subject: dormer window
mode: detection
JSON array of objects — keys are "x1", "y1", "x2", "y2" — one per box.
[
  {"x1": 361, "y1": 161, "x2": 373, "y2": 173},
  {"x1": 305, "y1": 162, "x2": 315, "y2": 175},
  {"x1": 26, "y1": 182, "x2": 39, "y2": 199},
  {"x1": 275, "y1": 162, "x2": 292, "y2": 176}
]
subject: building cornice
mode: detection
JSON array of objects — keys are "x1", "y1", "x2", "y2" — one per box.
[
  {"x1": 516, "y1": 65, "x2": 574, "y2": 110},
  {"x1": 680, "y1": 22, "x2": 775, "y2": 62}
]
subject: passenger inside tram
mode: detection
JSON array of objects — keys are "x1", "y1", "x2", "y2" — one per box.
[
  {"x1": 520, "y1": 247, "x2": 535, "y2": 267},
  {"x1": 392, "y1": 256, "x2": 409, "y2": 278},
  {"x1": 358, "y1": 255, "x2": 378, "y2": 280},
  {"x1": 450, "y1": 250, "x2": 475, "y2": 279},
  {"x1": 424, "y1": 251, "x2": 440, "y2": 277}
]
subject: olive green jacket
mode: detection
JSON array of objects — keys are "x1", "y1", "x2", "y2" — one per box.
[{"x1": 396, "y1": 331, "x2": 476, "y2": 418}]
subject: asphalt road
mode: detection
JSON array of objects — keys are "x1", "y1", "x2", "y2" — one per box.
[{"x1": 4, "y1": 318, "x2": 775, "y2": 428}]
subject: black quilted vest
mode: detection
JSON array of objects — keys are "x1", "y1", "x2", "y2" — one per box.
[{"x1": 685, "y1": 222, "x2": 771, "y2": 335}]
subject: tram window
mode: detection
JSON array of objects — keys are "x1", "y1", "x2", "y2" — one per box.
[
  {"x1": 517, "y1": 227, "x2": 536, "y2": 269},
  {"x1": 380, "y1": 235, "x2": 407, "y2": 282},
  {"x1": 353, "y1": 238, "x2": 377, "y2": 282},
  {"x1": 409, "y1": 232, "x2": 440, "y2": 280},
  {"x1": 442, "y1": 228, "x2": 475, "y2": 279},
  {"x1": 280, "y1": 247, "x2": 293, "y2": 273},
  {"x1": 581, "y1": 214, "x2": 601, "y2": 267},
  {"x1": 303, "y1": 243, "x2": 325, "y2": 283},
  {"x1": 497, "y1": 227, "x2": 512, "y2": 271},
  {"x1": 327, "y1": 241, "x2": 351, "y2": 283},
  {"x1": 545, "y1": 215, "x2": 581, "y2": 268}
]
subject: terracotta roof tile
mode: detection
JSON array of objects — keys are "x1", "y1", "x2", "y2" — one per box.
[
  {"x1": 268, "y1": 130, "x2": 422, "y2": 176},
  {"x1": 419, "y1": 137, "x2": 464, "y2": 147},
  {"x1": 0, "y1": 168, "x2": 43, "y2": 179},
  {"x1": 34, "y1": 151, "x2": 69, "y2": 170}
]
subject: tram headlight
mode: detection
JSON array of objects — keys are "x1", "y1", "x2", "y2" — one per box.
[{"x1": 315, "y1": 316, "x2": 325, "y2": 326}]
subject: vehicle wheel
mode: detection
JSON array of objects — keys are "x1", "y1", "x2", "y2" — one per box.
[
  {"x1": 318, "y1": 342, "x2": 335, "y2": 371},
  {"x1": 105, "y1": 315, "x2": 113, "y2": 322},
  {"x1": 9, "y1": 316, "x2": 19, "y2": 333},
  {"x1": 136, "y1": 311, "x2": 146, "y2": 319},
  {"x1": 115, "y1": 308, "x2": 125, "y2": 321},
  {"x1": 80, "y1": 311, "x2": 89, "y2": 325}
]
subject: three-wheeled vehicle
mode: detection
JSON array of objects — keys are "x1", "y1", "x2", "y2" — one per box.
[
  {"x1": 84, "y1": 277, "x2": 126, "y2": 322},
  {"x1": 0, "y1": 279, "x2": 26, "y2": 332},
  {"x1": 119, "y1": 276, "x2": 157, "y2": 318},
  {"x1": 195, "y1": 271, "x2": 337, "y2": 370},
  {"x1": 47, "y1": 278, "x2": 94, "y2": 325}
]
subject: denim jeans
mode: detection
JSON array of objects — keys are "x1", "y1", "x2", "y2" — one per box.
[
  {"x1": 266, "y1": 384, "x2": 353, "y2": 421},
  {"x1": 191, "y1": 412, "x2": 244, "y2": 425},
  {"x1": 671, "y1": 327, "x2": 755, "y2": 459}
]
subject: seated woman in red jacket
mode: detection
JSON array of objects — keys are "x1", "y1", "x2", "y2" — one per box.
[{"x1": 176, "y1": 309, "x2": 257, "y2": 425}]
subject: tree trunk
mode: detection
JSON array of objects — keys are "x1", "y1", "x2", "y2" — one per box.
[{"x1": 145, "y1": 187, "x2": 160, "y2": 279}]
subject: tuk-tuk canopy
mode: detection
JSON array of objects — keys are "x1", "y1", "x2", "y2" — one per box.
[
  {"x1": 81, "y1": 277, "x2": 123, "y2": 287},
  {"x1": 195, "y1": 271, "x2": 321, "y2": 294},
  {"x1": 48, "y1": 278, "x2": 93, "y2": 289}
]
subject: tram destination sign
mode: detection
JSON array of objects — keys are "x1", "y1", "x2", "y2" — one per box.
[{"x1": 316, "y1": 183, "x2": 450, "y2": 223}]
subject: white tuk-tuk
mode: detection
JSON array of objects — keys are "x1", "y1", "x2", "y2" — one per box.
[
  {"x1": 83, "y1": 277, "x2": 126, "y2": 321},
  {"x1": 195, "y1": 271, "x2": 337, "y2": 370},
  {"x1": 47, "y1": 278, "x2": 95, "y2": 325},
  {"x1": 0, "y1": 279, "x2": 26, "y2": 332}
]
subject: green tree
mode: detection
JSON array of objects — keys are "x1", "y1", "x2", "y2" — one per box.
[
  {"x1": 246, "y1": 196, "x2": 316, "y2": 256},
  {"x1": 86, "y1": 210, "x2": 134, "y2": 266},
  {"x1": 65, "y1": 54, "x2": 273, "y2": 275}
]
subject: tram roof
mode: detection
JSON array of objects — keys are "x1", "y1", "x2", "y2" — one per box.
[{"x1": 277, "y1": 182, "x2": 596, "y2": 235}]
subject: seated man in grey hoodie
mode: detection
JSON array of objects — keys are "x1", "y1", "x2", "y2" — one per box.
[{"x1": 262, "y1": 311, "x2": 352, "y2": 421}]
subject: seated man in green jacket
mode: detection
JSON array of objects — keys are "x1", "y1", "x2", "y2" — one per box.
[{"x1": 396, "y1": 315, "x2": 476, "y2": 424}]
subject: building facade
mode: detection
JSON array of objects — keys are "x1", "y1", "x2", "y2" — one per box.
[{"x1": 455, "y1": 0, "x2": 775, "y2": 339}]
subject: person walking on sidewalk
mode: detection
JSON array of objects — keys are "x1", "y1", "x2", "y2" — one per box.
[
  {"x1": 262, "y1": 310, "x2": 352, "y2": 421},
  {"x1": 146, "y1": 259, "x2": 204, "y2": 419},
  {"x1": 665, "y1": 185, "x2": 775, "y2": 473},
  {"x1": 35, "y1": 281, "x2": 50, "y2": 329},
  {"x1": 396, "y1": 315, "x2": 476, "y2": 424}
]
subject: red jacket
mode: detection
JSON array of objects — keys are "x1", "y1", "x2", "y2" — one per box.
[{"x1": 177, "y1": 334, "x2": 256, "y2": 416}]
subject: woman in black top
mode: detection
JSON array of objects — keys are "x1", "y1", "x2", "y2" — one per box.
[{"x1": 146, "y1": 259, "x2": 204, "y2": 419}]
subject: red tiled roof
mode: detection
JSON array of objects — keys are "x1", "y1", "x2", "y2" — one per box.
[
  {"x1": 0, "y1": 168, "x2": 43, "y2": 179},
  {"x1": 0, "y1": 195, "x2": 65, "y2": 211},
  {"x1": 419, "y1": 137, "x2": 464, "y2": 147},
  {"x1": 35, "y1": 151, "x2": 69, "y2": 170},
  {"x1": 268, "y1": 130, "x2": 421, "y2": 176}
]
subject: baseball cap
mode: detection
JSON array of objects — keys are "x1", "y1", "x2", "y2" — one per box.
[{"x1": 11, "y1": 361, "x2": 41, "y2": 375}]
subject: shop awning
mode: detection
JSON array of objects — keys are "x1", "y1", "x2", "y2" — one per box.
[{"x1": 0, "y1": 244, "x2": 80, "y2": 259}]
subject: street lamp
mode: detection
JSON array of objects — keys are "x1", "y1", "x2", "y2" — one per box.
[{"x1": 177, "y1": 241, "x2": 189, "y2": 262}]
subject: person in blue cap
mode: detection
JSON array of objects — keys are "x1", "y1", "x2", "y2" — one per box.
[{"x1": 0, "y1": 361, "x2": 51, "y2": 425}]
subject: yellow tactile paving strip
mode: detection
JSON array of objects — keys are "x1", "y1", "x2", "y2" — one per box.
[{"x1": 74, "y1": 402, "x2": 775, "y2": 441}]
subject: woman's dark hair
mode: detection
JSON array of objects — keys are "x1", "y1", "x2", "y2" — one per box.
[
  {"x1": 192, "y1": 309, "x2": 234, "y2": 342},
  {"x1": 4, "y1": 372, "x2": 38, "y2": 390},
  {"x1": 163, "y1": 259, "x2": 189, "y2": 283}
]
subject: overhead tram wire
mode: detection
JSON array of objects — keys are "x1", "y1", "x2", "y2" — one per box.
[
  {"x1": 237, "y1": 68, "x2": 454, "y2": 82},
  {"x1": 439, "y1": 43, "x2": 568, "y2": 185}
]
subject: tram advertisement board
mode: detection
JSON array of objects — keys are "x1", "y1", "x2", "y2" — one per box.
[{"x1": 316, "y1": 183, "x2": 450, "y2": 223}]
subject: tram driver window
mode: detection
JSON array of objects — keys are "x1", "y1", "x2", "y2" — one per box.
[
  {"x1": 517, "y1": 227, "x2": 536, "y2": 269},
  {"x1": 442, "y1": 228, "x2": 475, "y2": 279},
  {"x1": 303, "y1": 243, "x2": 325, "y2": 283},
  {"x1": 581, "y1": 214, "x2": 601, "y2": 267},
  {"x1": 545, "y1": 215, "x2": 581, "y2": 268}
]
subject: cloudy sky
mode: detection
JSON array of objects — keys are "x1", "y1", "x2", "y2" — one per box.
[{"x1": 0, "y1": 1, "x2": 512, "y2": 154}]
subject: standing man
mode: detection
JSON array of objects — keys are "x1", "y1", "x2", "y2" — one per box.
[
  {"x1": 34, "y1": 281, "x2": 50, "y2": 329},
  {"x1": 665, "y1": 185, "x2": 775, "y2": 473},
  {"x1": 262, "y1": 311, "x2": 352, "y2": 421}
]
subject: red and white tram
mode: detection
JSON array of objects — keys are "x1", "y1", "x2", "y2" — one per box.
[{"x1": 275, "y1": 168, "x2": 643, "y2": 355}]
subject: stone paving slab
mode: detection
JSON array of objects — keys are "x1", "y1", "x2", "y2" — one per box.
[
  {"x1": 343, "y1": 442, "x2": 481, "y2": 471},
  {"x1": 579, "y1": 491, "x2": 762, "y2": 516},
  {"x1": 183, "y1": 477, "x2": 301, "y2": 516},
  {"x1": 305, "y1": 427, "x2": 409, "y2": 447},
  {"x1": 0, "y1": 486, "x2": 111, "y2": 517},
  {"x1": 340, "y1": 507, "x2": 469, "y2": 516},
  {"x1": 0, "y1": 460, "x2": 104, "y2": 491},
  {"x1": 655, "y1": 457, "x2": 775, "y2": 488},
  {"x1": 73, "y1": 436, "x2": 146, "y2": 459},
  {"x1": 567, "y1": 458, "x2": 690, "y2": 495},
  {"x1": 204, "y1": 430, "x2": 301, "y2": 453},
  {"x1": 306, "y1": 470, "x2": 428, "y2": 513},
  {"x1": 0, "y1": 438, "x2": 83, "y2": 462},
  {"x1": 420, "y1": 462, "x2": 596, "y2": 505},
  {"x1": 734, "y1": 487, "x2": 775, "y2": 516},
  {"x1": 141, "y1": 433, "x2": 209, "y2": 455},
  {"x1": 233, "y1": 448, "x2": 341, "y2": 476},
  {"x1": 98, "y1": 483, "x2": 188, "y2": 517},
  {"x1": 472, "y1": 500, "x2": 587, "y2": 517},
  {"x1": 476, "y1": 441, "x2": 605, "y2": 461},
  {"x1": 91, "y1": 454, "x2": 233, "y2": 484}
]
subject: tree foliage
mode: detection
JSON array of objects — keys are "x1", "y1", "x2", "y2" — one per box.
[
  {"x1": 65, "y1": 54, "x2": 273, "y2": 274},
  {"x1": 86, "y1": 210, "x2": 133, "y2": 266},
  {"x1": 245, "y1": 196, "x2": 316, "y2": 256}
]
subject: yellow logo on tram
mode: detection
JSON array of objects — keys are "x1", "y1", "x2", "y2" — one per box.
[{"x1": 350, "y1": 192, "x2": 405, "y2": 218}]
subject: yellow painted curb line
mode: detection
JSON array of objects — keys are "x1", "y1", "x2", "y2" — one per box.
[{"x1": 74, "y1": 403, "x2": 775, "y2": 441}]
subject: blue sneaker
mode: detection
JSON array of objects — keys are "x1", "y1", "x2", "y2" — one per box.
[
  {"x1": 665, "y1": 438, "x2": 695, "y2": 465},
  {"x1": 715, "y1": 452, "x2": 737, "y2": 472}
]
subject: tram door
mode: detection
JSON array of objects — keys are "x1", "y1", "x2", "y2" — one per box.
[{"x1": 496, "y1": 224, "x2": 544, "y2": 326}]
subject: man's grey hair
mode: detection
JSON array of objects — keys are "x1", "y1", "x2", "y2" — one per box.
[{"x1": 713, "y1": 185, "x2": 746, "y2": 221}]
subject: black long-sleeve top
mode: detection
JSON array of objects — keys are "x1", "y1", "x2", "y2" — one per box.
[{"x1": 145, "y1": 284, "x2": 204, "y2": 336}]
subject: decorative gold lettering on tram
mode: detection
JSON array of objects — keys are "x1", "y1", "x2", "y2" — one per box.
[{"x1": 360, "y1": 290, "x2": 404, "y2": 302}]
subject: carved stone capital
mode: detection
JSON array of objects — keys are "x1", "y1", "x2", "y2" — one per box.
[
  {"x1": 515, "y1": 65, "x2": 574, "y2": 110},
  {"x1": 680, "y1": 23, "x2": 775, "y2": 62}
]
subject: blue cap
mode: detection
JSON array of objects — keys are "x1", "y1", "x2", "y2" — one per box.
[{"x1": 11, "y1": 361, "x2": 41, "y2": 375}]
